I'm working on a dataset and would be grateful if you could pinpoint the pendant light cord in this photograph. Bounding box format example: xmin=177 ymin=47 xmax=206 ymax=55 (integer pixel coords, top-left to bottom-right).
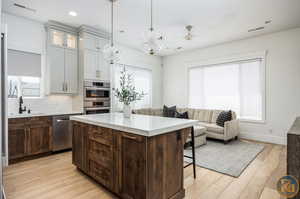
xmin=150 ymin=0 xmax=153 ymax=31
xmin=111 ymin=0 xmax=114 ymax=47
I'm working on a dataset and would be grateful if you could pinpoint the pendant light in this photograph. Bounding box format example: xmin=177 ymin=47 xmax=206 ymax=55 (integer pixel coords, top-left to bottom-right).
xmin=143 ymin=0 xmax=164 ymax=55
xmin=103 ymin=0 xmax=120 ymax=64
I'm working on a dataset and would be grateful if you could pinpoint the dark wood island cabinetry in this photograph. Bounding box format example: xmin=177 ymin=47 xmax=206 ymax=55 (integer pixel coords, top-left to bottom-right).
xmin=71 ymin=113 xmax=197 ymax=199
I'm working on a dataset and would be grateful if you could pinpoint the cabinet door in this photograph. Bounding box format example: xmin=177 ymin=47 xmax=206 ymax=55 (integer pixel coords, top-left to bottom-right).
xmin=117 ymin=132 xmax=146 ymax=199
xmin=48 ymin=46 xmax=65 ymax=93
xmin=84 ymin=49 xmax=98 ymax=80
xmin=65 ymin=49 xmax=78 ymax=94
xmin=72 ymin=122 xmax=88 ymax=173
xmin=84 ymin=34 xmax=100 ymax=51
xmin=27 ymin=124 xmax=52 ymax=155
xmin=8 ymin=125 xmax=27 ymax=160
xmin=98 ymin=38 xmax=110 ymax=80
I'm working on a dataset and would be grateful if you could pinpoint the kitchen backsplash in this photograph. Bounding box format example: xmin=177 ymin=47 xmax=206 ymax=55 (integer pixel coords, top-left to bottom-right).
xmin=8 ymin=95 xmax=75 ymax=114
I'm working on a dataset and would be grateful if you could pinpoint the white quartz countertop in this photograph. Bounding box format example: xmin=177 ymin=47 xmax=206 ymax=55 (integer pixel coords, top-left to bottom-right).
xmin=8 ymin=111 xmax=83 ymax=119
xmin=70 ymin=113 xmax=198 ymax=137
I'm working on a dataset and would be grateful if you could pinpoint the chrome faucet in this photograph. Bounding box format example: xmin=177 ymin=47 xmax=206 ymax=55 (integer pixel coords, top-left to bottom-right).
xmin=19 ymin=96 xmax=26 ymax=114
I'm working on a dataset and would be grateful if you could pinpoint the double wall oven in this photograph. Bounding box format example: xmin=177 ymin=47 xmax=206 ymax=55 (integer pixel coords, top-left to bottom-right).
xmin=84 ymin=80 xmax=111 ymax=115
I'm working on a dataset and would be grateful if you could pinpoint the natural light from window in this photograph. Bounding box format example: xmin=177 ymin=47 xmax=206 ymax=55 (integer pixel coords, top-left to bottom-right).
xmin=112 ymin=64 xmax=152 ymax=111
xmin=189 ymin=59 xmax=264 ymax=121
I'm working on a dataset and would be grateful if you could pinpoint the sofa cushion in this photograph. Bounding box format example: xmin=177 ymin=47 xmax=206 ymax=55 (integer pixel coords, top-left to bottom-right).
xmin=150 ymin=109 xmax=163 ymax=116
xmin=188 ymin=109 xmax=212 ymax=122
xmin=163 ymin=105 xmax=176 ymax=117
xmin=211 ymin=110 xmax=224 ymax=123
xmin=216 ymin=110 xmax=232 ymax=127
xmin=175 ymin=111 xmax=189 ymax=119
xmin=133 ymin=108 xmax=151 ymax=115
xmin=193 ymin=125 xmax=207 ymax=137
xmin=198 ymin=122 xmax=224 ymax=134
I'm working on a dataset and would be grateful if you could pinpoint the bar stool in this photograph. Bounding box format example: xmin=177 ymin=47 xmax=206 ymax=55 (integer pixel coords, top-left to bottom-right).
xmin=184 ymin=127 xmax=196 ymax=179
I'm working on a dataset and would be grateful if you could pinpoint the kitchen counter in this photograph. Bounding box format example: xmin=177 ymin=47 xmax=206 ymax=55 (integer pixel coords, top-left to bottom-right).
xmin=8 ymin=111 xmax=83 ymax=119
xmin=70 ymin=112 xmax=198 ymax=137
xmin=71 ymin=113 xmax=196 ymax=199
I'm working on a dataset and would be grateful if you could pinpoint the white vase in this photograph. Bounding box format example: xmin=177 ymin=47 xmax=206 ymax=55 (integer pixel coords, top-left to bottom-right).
xmin=123 ymin=104 xmax=132 ymax=118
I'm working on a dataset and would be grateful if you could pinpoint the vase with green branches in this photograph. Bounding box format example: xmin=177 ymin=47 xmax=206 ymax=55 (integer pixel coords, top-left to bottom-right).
xmin=113 ymin=67 xmax=146 ymax=117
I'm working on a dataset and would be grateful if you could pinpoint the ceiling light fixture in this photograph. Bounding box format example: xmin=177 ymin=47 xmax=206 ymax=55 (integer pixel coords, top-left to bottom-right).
xmin=143 ymin=0 xmax=164 ymax=55
xmin=69 ymin=11 xmax=78 ymax=17
xmin=103 ymin=0 xmax=121 ymax=65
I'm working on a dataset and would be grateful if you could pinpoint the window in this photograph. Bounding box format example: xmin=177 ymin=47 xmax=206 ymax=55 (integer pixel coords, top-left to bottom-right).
xmin=112 ymin=64 xmax=152 ymax=111
xmin=7 ymin=49 xmax=42 ymax=98
xmin=8 ymin=76 xmax=41 ymax=98
xmin=189 ymin=58 xmax=264 ymax=121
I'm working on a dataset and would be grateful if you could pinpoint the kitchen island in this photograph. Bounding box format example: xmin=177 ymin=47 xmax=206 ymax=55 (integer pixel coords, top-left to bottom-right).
xmin=70 ymin=113 xmax=198 ymax=199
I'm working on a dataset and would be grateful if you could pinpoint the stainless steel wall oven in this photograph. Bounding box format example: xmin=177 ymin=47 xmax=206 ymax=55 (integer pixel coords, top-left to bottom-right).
xmin=84 ymin=80 xmax=111 ymax=114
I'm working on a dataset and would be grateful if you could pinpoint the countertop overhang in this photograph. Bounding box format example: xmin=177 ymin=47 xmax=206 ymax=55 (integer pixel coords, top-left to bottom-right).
xmin=8 ymin=111 xmax=83 ymax=119
xmin=70 ymin=113 xmax=199 ymax=137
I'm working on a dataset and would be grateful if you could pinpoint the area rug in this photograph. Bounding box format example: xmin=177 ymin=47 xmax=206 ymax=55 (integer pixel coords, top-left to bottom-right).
xmin=184 ymin=140 xmax=264 ymax=177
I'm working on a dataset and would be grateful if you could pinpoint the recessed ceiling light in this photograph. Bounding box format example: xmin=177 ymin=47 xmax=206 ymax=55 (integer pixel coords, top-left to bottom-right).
xmin=69 ymin=11 xmax=78 ymax=17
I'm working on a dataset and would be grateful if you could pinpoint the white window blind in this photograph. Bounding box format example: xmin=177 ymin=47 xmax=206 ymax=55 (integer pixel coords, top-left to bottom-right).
xmin=112 ymin=64 xmax=152 ymax=111
xmin=189 ymin=59 xmax=264 ymax=121
xmin=7 ymin=49 xmax=42 ymax=98
xmin=7 ymin=49 xmax=41 ymax=77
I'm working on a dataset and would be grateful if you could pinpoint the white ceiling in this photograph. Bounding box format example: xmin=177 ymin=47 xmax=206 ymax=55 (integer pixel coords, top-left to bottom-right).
xmin=2 ymin=0 xmax=300 ymax=56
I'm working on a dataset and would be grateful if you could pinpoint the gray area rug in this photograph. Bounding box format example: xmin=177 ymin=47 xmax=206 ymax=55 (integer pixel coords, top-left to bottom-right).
xmin=184 ymin=140 xmax=264 ymax=177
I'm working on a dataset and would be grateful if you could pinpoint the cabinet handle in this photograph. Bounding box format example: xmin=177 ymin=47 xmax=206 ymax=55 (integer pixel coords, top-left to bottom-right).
xmin=122 ymin=134 xmax=138 ymax=141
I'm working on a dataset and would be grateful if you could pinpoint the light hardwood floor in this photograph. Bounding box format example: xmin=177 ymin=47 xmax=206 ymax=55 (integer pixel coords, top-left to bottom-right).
xmin=3 ymin=141 xmax=286 ymax=199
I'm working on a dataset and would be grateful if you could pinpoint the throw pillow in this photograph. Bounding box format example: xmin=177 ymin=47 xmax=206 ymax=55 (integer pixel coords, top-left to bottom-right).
xmin=163 ymin=105 xmax=176 ymax=117
xmin=216 ymin=110 xmax=232 ymax=127
xmin=175 ymin=111 xmax=189 ymax=119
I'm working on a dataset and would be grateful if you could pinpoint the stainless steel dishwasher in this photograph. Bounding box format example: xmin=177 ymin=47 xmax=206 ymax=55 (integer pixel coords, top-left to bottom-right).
xmin=52 ymin=115 xmax=72 ymax=152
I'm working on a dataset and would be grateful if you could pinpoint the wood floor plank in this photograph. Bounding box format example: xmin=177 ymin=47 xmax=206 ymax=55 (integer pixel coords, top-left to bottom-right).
xmin=238 ymin=145 xmax=283 ymax=199
xmin=3 ymin=141 xmax=286 ymax=199
xmin=259 ymin=187 xmax=280 ymax=199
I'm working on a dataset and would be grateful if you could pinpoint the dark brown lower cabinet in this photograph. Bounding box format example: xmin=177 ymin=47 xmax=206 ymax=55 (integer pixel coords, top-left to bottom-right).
xmin=8 ymin=117 xmax=53 ymax=163
xmin=27 ymin=124 xmax=52 ymax=155
xmin=116 ymin=132 xmax=146 ymax=199
xmin=72 ymin=121 xmax=190 ymax=199
xmin=8 ymin=123 xmax=27 ymax=160
xmin=72 ymin=122 xmax=88 ymax=173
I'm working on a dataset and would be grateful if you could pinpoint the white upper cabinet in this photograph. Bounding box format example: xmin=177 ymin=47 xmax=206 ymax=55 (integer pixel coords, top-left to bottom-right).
xmin=83 ymin=34 xmax=101 ymax=51
xmin=65 ymin=48 xmax=78 ymax=93
xmin=46 ymin=21 xmax=79 ymax=95
xmin=48 ymin=46 xmax=66 ymax=94
xmin=80 ymin=32 xmax=109 ymax=81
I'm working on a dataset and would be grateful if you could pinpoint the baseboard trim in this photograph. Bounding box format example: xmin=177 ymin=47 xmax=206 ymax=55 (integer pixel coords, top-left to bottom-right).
xmin=239 ymin=132 xmax=287 ymax=145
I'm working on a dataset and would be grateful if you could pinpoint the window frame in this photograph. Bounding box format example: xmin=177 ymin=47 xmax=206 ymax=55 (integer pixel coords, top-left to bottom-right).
xmin=187 ymin=51 xmax=267 ymax=123
xmin=111 ymin=63 xmax=153 ymax=111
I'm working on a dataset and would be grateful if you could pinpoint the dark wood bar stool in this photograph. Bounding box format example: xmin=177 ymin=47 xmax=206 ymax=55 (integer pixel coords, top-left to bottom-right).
xmin=184 ymin=127 xmax=196 ymax=179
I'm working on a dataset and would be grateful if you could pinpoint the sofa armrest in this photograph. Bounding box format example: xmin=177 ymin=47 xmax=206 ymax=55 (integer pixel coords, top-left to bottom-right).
xmin=224 ymin=119 xmax=240 ymax=140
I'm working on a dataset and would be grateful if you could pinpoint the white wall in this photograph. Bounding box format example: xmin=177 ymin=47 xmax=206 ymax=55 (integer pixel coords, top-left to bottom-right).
xmin=2 ymin=13 xmax=163 ymax=114
xmin=163 ymin=28 xmax=300 ymax=145
xmin=115 ymin=45 xmax=163 ymax=108
xmin=2 ymin=13 xmax=75 ymax=114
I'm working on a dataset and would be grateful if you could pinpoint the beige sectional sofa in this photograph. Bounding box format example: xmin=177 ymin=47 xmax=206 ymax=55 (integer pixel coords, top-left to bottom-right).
xmin=133 ymin=108 xmax=240 ymax=143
